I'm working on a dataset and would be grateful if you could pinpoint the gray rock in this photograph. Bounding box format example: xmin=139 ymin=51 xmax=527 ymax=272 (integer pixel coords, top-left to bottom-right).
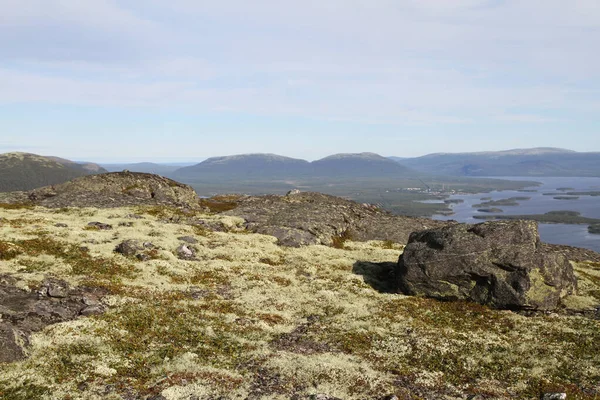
xmin=87 ymin=221 xmax=113 ymax=230
xmin=177 ymin=236 xmax=198 ymax=244
xmin=126 ymin=213 xmax=145 ymax=219
xmin=541 ymin=394 xmax=567 ymax=400
xmin=0 ymin=323 xmax=27 ymax=363
xmin=310 ymin=395 xmax=343 ymax=400
xmin=23 ymin=172 xmax=200 ymax=209
xmin=115 ymin=239 xmax=144 ymax=257
xmin=224 ymin=192 xmax=447 ymax=247
xmin=136 ymin=253 xmax=151 ymax=261
xmin=80 ymin=305 xmax=104 ymax=316
xmin=396 ymin=220 xmax=577 ymax=310
xmin=54 ymin=223 xmax=68 ymax=228
xmin=176 ymin=244 xmax=195 ymax=260
xmin=44 ymin=278 xmax=69 ymax=298
xmin=0 ymin=274 xmax=107 ymax=363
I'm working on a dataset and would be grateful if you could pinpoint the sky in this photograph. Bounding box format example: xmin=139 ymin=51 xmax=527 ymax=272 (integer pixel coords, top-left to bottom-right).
xmin=1 ymin=0 xmax=599 ymax=162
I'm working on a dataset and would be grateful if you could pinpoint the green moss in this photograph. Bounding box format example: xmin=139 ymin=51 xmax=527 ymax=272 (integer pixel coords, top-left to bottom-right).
xmin=14 ymin=236 xmax=137 ymax=279
xmin=526 ymin=268 xmax=558 ymax=307
xmin=0 ymin=241 xmax=22 ymax=260
xmin=0 ymin=380 xmax=50 ymax=400
xmin=0 ymin=203 xmax=33 ymax=210
xmin=331 ymin=229 xmax=353 ymax=249
xmin=94 ymin=301 xmax=255 ymax=393
xmin=198 ymin=198 xmax=238 ymax=213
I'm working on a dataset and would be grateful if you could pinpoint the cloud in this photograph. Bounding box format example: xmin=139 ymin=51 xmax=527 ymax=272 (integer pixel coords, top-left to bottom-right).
xmin=0 ymin=0 xmax=598 ymax=126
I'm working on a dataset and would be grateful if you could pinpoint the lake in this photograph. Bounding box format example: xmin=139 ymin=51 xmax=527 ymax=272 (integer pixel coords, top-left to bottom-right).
xmin=429 ymin=177 xmax=600 ymax=253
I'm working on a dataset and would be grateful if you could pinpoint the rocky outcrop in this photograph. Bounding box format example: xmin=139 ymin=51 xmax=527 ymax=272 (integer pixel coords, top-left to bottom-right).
xmin=224 ymin=191 xmax=448 ymax=247
xmin=396 ymin=220 xmax=577 ymax=310
xmin=20 ymin=171 xmax=200 ymax=209
xmin=0 ymin=275 xmax=106 ymax=363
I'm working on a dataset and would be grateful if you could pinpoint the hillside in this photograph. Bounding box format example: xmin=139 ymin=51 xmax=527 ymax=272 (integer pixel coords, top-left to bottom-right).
xmin=101 ymin=162 xmax=191 ymax=176
xmin=311 ymin=152 xmax=414 ymax=177
xmin=0 ymin=190 xmax=599 ymax=399
xmin=0 ymin=152 xmax=107 ymax=192
xmin=173 ymin=154 xmax=311 ymax=180
xmin=173 ymin=152 xmax=417 ymax=182
xmin=392 ymin=148 xmax=600 ymax=177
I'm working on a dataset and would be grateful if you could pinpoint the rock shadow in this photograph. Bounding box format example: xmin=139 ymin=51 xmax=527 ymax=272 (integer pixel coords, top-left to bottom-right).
xmin=352 ymin=261 xmax=397 ymax=293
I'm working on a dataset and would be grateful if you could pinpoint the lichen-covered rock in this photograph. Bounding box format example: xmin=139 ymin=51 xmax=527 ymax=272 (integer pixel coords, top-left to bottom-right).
xmin=114 ymin=239 xmax=144 ymax=257
xmin=22 ymin=171 xmax=200 ymax=209
xmin=396 ymin=220 xmax=577 ymax=310
xmin=225 ymin=192 xmax=447 ymax=247
xmin=176 ymin=244 xmax=195 ymax=260
xmin=87 ymin=221 xmax=113 ymax=230
xmin=0 ymin=275 xmax=107 ymax=363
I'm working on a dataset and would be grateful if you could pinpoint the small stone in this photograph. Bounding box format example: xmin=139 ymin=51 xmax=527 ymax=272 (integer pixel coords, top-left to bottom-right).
xmin=80 ymin=305 xmax=104 ymax=316
xmin=87 ymin=221 xmax=113 ymax=230
xmin=125 ymin=213 xmax=144 ymax=219
xmin=176 ymin=244 xmax=195 ymax=260
xmin=541 ymin=394 xmax=567 ymax=400
xmin=143 ymin=241 xmax=154 ymax=248
xmin=114 ymin=239 xmax=144 ymax=257
xmin=118 ymin=221 xmax=134 ymax=227
xmin=136 ymin=253 xmax=151 ymax=261
xmin=54 ymin=223 xmax=68 ymax=228
xmin=177 ymin=236 xmax=198 ymax=244
xmin=44 ymin=279 xmax=70 ymax=298
xmin=82 ymin=296 xmax=99 ymax=306
xmin=286 ymin=189 xmax=301 ymax=196
xmin=381 ymin=396 xmax=398 ymax=400
xmin=310 ymin=395 xmax=343 ymax=400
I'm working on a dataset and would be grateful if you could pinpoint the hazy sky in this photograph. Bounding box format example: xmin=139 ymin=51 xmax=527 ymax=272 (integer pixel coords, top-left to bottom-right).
xmin=1 ymin=0 xmax=599 ymax=162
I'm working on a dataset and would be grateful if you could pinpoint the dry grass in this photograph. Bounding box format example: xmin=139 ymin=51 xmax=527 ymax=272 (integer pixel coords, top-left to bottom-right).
xmin=0 ymin=205 xmax=599 ymax=399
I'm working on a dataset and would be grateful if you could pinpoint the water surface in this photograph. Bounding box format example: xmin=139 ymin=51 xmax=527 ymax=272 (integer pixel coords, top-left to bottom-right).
xmin=431 ymin=177 xmax=600 ymax=252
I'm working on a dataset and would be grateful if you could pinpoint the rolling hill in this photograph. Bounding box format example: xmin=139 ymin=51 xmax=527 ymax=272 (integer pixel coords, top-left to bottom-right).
xmin=172 ymin=153 xmax=312 ymax=180
xmin=0 ymin=152 xmax=107 ymax=192
xmin=391 ymin=148 xmax=600 ymax=177
xmin=173 ymin=152 xmax=417 ymax=181
xmin=311 ymin=152 xmax=414 ymax=177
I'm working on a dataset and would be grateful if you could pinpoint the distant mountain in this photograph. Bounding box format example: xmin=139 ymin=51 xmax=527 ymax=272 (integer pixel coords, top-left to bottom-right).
xmin=312 ymin=152 xmax=414 ymax=177
xmin=173 ymin=153 xmax=311 ymax=180
xmin=392 ymin=148 xmax=600 ymax=177
xmin=100 ymin=162 xmax=191 ymax=176
xmin=0 ymin=152 xmax=107 ymax=192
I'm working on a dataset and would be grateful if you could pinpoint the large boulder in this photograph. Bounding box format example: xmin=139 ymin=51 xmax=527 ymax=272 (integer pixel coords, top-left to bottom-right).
xmin=396 ymin=220 xmax=577 ymax=310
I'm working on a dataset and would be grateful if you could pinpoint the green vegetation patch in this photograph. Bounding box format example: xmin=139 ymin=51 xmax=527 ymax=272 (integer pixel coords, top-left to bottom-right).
xmin=199 ymin=196 xmax=240 ymax=213
xmin=93 ymin=300 xmax=258 ymax=394
xmin=0 ymin=241 xmax=23 ymax=260
xmin=14 ymin=236 xmax=137 ymax=280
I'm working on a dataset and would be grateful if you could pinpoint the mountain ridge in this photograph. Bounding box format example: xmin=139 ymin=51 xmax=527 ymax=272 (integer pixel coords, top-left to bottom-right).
xmin=390 ymin=148 xmax=600 ymax=177
xmin=0 ymin=152 xmax=107 ymax=192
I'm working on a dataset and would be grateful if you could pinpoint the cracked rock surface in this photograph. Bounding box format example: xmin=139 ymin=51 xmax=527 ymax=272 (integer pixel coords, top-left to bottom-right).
xmin=0 ymin=275 xmax=107 ymax=363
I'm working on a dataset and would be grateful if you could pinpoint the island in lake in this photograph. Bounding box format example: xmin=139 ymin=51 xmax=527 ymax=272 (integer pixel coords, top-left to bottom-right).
xmin=444 ymin=199 xmax=464 ymax=204
xmin=472 ymin=197 xmax=531 ymax=208
xmin=473 ymin=210 xmax=600 ymax=226
xmin=554 ymin=196 xmax=580 ymax=200
xmin=477 ymin=208 xmax=503 ymax=213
